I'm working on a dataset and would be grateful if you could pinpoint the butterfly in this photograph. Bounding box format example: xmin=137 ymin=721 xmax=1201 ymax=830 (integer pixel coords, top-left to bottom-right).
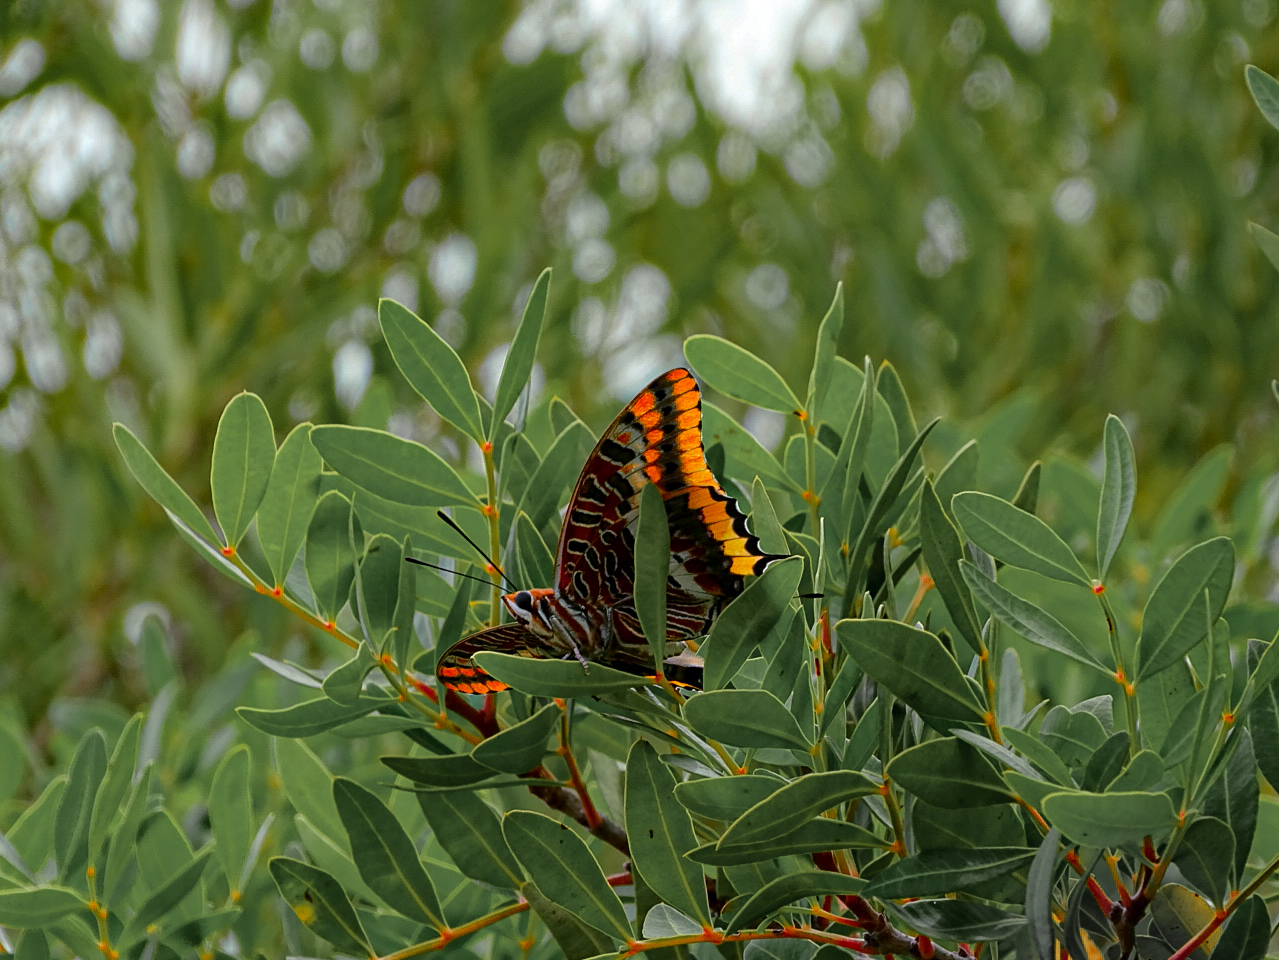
xmin=434 ymin=367 xmax=787 ymax=694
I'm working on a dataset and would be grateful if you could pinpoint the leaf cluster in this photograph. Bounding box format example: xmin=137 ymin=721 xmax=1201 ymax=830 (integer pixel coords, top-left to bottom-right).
xmin=7 ymin=258 xmax=1279 ymax=957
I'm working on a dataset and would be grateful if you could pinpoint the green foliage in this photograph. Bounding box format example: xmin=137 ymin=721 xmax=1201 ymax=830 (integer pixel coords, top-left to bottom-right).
xmin=6 ymin=274 xmax=1279 ymax=958
xmin=9 ymin=1 xmax=1279 ymax=733
xmin=6 ymin=44 xmax=1279 ymax=957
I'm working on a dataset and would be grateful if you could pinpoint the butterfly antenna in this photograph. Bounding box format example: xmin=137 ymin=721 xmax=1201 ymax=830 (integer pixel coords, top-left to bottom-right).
xmin=405 ymin=556 xmax=501 ymax=589
xmin=436 ymin=510 xmax=519 ymax=591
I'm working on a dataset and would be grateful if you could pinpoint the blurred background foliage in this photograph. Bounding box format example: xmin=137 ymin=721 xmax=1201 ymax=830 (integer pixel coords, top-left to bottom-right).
xmin=3 ymin=0 xmax=1279 ymax=726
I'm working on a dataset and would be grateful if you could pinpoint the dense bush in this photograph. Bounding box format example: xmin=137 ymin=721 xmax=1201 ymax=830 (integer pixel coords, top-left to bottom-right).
xmin=6 ymin=7 xmax=1279 ymax=955
xmin=1 ymin=262 xmax=1277 ymax=958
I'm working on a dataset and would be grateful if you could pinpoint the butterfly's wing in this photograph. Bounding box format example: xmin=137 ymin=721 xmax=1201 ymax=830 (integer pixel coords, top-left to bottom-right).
xmin=434 ymin=623 xmax=547 ymax=694
xmin=554 ymin=367 xmax=787 ymax=653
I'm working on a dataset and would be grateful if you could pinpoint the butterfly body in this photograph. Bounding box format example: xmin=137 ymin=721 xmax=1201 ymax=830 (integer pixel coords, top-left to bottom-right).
xmin=435 ymin=368 xmax=786 ymax=694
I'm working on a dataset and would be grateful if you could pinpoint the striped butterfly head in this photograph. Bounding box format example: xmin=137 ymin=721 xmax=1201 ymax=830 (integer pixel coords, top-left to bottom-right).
xmin=500 ymin=586 xmax=557 ymax=638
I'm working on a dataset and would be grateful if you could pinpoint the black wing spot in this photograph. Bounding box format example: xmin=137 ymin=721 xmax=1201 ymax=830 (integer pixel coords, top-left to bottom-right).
xmin=606 ymin=472 xmax=633 ymax=499
xmin=577 ymin=480 xmax=607 ymax=506
xmin=599 ymin=438 xmax=632 ymax=465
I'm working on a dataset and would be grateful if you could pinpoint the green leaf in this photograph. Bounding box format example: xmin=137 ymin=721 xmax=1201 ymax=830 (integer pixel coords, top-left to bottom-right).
xmin=350 ymin=533 xmax=403 ymax=644
xmin=521 ymin=880 xmax=616 ymax=960
xmin=0 ymin=887 xmax=84 ymax=928
xmin=685 ymin=335 xmax=802 ymax=414
xmin=514 ymin=510 xmax=554 ymax=589
xmin=700 ymin=403 xmax=798 ymax=495
xmin=491 ymin=269 xmax=550 ymax=438
xmin=718 ymin=771 xmax=877 ymax=847
xmin=1210 ymin=894 xmax=1269 ymax=960
xmin=273 ymin=737 xmax=342 ymax=844
xmin=1041 ymin=790 xmax=1178 ymax=847
xmin=702 ymin=403 xmax=799 ymax=493
xmin=1108 ymin=749 xmax=1165 ymax=793
xmin=934 ymin=440 xmax=978 ymax=518
xmin=635 ymin=481 xmax=670 ymax=673
xmin=642 ymin=904 xmax=703 ymax=938
xmin=14 ymin=930 xmax=50 ymax=960
xmin=391 ymin=535 xmax=417 ymax=669
xmin=515 ymin=420 xmax=596 ymax=529
xmin=1202 ymin=728 xmax=1258 ymax=883
xmin=380 ymin=298 xmax=484 ymax=440
xmin=820 ymin=655 xmax=861 ymax=735
xmin=1246 ymin=63 xmax=1279 ymax=131
xmin=311 ymin=425 xmax=477 ymax=508
xmin=471 ymin=702 xmax=562 ymax=774
xmin=835 ymin=620 xmax=984 ymax=730
xmin=725 ymin=870 xmax=865 ymax=934
xmin=704 ymin=556 xmax=802 ymax=690
xmin=88 ymin=714 xmax=141 ymax=859
xmin=1097 ymin=415 xmax=1136 ymax=579
xmin=1250 ymin=656 xmax=1279 ymax=792
xmin=625 ymin=741 xmax=709 ymax=925
xmin=1012 ymin=460 xmax=1042 ymax=515
xmin=333 ymin=778 xmax=444 ymax=929
xmin=1149 ymin=883 xmax=1218 ymax=960
xmin=305 ymin=490 xmax=359 ymax=622
xmin=961 ymin=562 xmax=1109 ymax=674
xmin=673 ymin=775 xmax=788 ymax=821
xmin=1061 ymin=853 xmax=1098 ymax=960
xmin=208 ymin=745 xmax=253 ymax=897
xmin=892 ymin=900 xmax=1026 ymax=941
xmin=952 ymin=729 xmax=1041 ymax=780
xmin=844 ymin=417 xmax=938 ymax=584
xmin=877 ymin=360 xmax=918 ymax=442
xmin=1135 ymin=538 xmax=1233 ymax=680
xmin=886 ymin=738 xmax=1011 ymax=808
xmin=1249 ymin=633 xmax=1279 ymax=696
xmin=750 ymin=479 xmax=789 ymax=558
xmin=920 ymin=481 xmax=983 ymax=655
xmin=952 ymin=492 xmax=1092 ymax=587
xmin=817 ymin=367 xmax=872 ymax=539
xmin=689 ymin=819 xmax=884 ymax=865
xmin=322 ymin=642 xmax=377 ymax=705
xmin=237 ymin=694 xmax=388 ymax=738
xmin=118 ymin=848 xmax=213 ymax=947
xmin=102 ymin=766 xmax=149 ymax=903
xmin=1039 ymin=705 xmax=1108 ymax=771
xmin=53 ymin=729 xmax=105 ymax=882
xmin=864 ymin=847 xmax=1035 ymax=899
xmin=211 ymin=392 xmax=276 ymax=547
xmin=383 ymin=753 xmax=497 ymax=787
xmin=806 ymin=283 xmax=844 ymax=423
xmin=113 ymin=423 xmax=221 ymax=545
xmin=257 ymin=423 xmax=323 ymax=587
xmin=471 ymin=652 xmax=652 ymax=697
xmin=269 ymin=857 xmax=373 ymax=957
xmin=1001 ymin=727 xmax=1074 ymax=785
xmin=1025 ymin=827 xmax=1059 ymax=960
xmin=1139 ymin=662 xmax=1195 ymax=763
xmin=1246 ymin=221 xmax=1279 ymax=273
xmin=415 ymin=789 xmax=524 ymax=890
xmin=684 ymin=689 xmax=811 ymax=751
xmin=1081 ymin=731 xmax=1130 ymax=792
xmin=912 ymin=801 xmax=1024 ymax=853
xmin=503 ymin=810 xmax=631 ymax=941
xmin=1173 ymin=816 xmax=1233 ymax=905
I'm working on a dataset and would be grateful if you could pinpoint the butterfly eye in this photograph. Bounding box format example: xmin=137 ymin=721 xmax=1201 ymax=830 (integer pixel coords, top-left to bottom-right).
xmin=513 ymin=591 xmax=534 ymax=612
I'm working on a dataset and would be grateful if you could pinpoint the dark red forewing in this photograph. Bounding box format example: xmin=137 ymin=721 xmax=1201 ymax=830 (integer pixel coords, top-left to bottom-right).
xmin=554 ymin=368 xmax=786 ymax=632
